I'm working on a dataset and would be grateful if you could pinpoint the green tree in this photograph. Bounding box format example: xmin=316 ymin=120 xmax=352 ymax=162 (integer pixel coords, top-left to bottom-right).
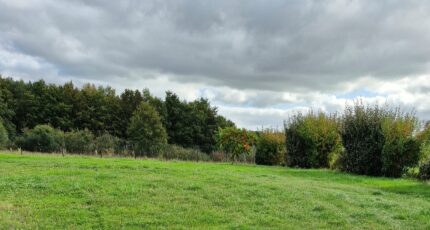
xmin=143 ymin=89 xmax=167 ymax=127
xmin=127 ymin=102 xmax=167 ymax=157
xmin=165 ymin=91 xmax=193 ymax=147
xmin=0 ymin=119 xmax=8 ymax=148
xmin=120 ymin=89 xmax=143 ymax=138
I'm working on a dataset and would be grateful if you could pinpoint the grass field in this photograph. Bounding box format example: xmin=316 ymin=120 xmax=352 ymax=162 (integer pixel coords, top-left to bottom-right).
xmin=0 ymin=153 xmax=429 ymax=229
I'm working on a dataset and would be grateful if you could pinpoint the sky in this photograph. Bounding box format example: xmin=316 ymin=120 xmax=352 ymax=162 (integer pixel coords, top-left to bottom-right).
xmin=1 ymin=0 xmax=430 ymax=129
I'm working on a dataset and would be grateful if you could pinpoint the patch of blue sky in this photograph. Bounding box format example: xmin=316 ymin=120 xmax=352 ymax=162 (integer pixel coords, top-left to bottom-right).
xmin=337 ymin=88 xmax=382 ymax=99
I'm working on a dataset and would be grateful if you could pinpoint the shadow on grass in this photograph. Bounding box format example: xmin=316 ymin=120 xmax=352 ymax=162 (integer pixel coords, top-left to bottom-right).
xmin=379 ymin=184 xmax=430 ymax=198
xmin=280 ymin=168 xmax=430 ymax=198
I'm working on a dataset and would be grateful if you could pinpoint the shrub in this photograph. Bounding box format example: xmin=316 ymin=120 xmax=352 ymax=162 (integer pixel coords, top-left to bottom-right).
xmin=160 ymin=145 xmax=210 ymax=161
xmin=416 ymin=122 xmax=430 ymax=145
xmin=210 ymin=151 xmax=227 ymax=162
xmin=381 ymin=115 xmax=420 ymax=177
xmin=419 ymin=158 xmax=430 ymax=180
xmin=341 ymin=103 xmax=386 ymax=176
xmin=127 ymin=102 xmax=168 ymax=157
xmin=417 ymin=141 xmax=430 ymax=180
xmin=217 ymin=127 xmax=257 ymax=162
xmin=19 ymin=125 xmax=64 ymax=153
xmin=255 ymin=130 xmax=285 ymax=166
xmin=341 ymin=102 xmax=421 ymax=177
xmin=95 ymin=133 xmax=119 ymax=156
xmin=0 ymin=120 xmax=8 ymax=149
xmin=65 ymin=129 xmax=94 ymax=154
xmin=404 ymin=166 xmax=420 ymax=179
xmin=285 ymin=112 xmax=341 ymax=168
xmin=417 ymin=125 xmax=430 ymax=163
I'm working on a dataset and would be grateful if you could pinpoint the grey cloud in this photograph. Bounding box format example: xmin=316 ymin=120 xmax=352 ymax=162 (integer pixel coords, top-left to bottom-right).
xmin=4 ymin=0 xmax=430 ymax=129
xmin=1 ymin=0 xmax=430 ymax=92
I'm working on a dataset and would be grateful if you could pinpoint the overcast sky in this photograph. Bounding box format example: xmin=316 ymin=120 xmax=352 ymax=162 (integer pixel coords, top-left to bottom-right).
xmin=1 ymin=0 xmax=430 ymax=129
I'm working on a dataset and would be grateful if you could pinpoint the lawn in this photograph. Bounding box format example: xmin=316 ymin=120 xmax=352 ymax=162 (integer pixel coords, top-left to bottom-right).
xmin=0 ymin=153 xmax=429 ymax=229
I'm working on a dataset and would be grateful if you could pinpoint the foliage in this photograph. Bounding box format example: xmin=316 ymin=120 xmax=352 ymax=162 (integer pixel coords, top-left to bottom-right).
xmin=95 ymin=132 xmax=119 ymax=155
xmin=381 ymin=115 xmax=420 ymax=177
xmin=255 ymin=130 xmax=285 ymax=165
xmin=416 ymin=122 xmax=430 ymax=144
xmin=285 ymin=112 xmax=341 ymax=168
xmin=165 ymin=91 xmax=234 ymax=153
xmin=160 ymin=145 xmax=211 ymax=161
xmin=127 ymin=102 xmax=168 ymax=157
xmin=18 ymin=125 xmax=64 ymax=153
xmin=217 ymin=127 xmax=257 ymax=161
xmin=64 ymin=129 xmax=94 ymax=154
xmin=341 ymin=103 xmax=387 ymax=176
xmin=418 ymin=158 xmax=430 ymax=180
xmin=0 ymin=119 xmax=8 ymax=148
xmin=417 ymin=125 xmax=430 ymax=162
xmin=0 ymin=76 xmax=234 ymax=153
xmin=418 ymin=140 xmax=430 ymax=180
xmin=341 ymin=102 xmax=421 ymax=177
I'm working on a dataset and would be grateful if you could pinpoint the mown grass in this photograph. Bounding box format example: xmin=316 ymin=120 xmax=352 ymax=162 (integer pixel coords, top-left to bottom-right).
xmin=0 ymin=152 xmax=429 ymax=229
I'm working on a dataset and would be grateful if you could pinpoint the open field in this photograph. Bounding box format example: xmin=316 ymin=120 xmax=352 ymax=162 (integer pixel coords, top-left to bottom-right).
xmin=0 ymin=153 xmax=429 ymax=229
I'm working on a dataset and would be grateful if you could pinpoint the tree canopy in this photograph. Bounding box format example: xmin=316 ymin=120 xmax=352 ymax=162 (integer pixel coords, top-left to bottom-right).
xmin=0 ymin=76 xmax=235 ymax=153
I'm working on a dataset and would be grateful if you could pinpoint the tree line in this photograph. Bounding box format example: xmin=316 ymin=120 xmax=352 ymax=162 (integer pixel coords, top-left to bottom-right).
xmin=1 ymin=76 xmax=429 ymax=180
xmin=0 ymin=76 xmax=234 ymax=154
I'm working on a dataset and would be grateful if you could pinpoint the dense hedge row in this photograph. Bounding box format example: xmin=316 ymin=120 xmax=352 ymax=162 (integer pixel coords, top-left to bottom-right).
xmin=284 ymin=102 xmax=429 ymax=179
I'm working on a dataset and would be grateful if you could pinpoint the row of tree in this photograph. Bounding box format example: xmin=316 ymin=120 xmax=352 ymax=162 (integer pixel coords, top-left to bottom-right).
xmin=0 ymin=76 xmax=234 ymax=153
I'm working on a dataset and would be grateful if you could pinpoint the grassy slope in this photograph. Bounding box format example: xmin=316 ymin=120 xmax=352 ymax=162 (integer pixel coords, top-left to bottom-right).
xmin=0 ymin=153 xmax=429 ymax=229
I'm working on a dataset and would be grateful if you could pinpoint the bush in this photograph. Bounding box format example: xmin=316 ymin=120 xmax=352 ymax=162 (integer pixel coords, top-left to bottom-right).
xmin=255 ymin=130 xmax=285 ymax=166
xmin=210 ymin=151 xmax=227 ymax=162
xmin=418 ymin=158 xmax=430 ymax=180
xmin=417 ymin=140 xmax=430 ymax=180
xmin=416 ymin=122 xmax=430 ymax=145
xmin=0 ymin=120 xmax=8 ymax=149
xmin=95 ymin=133 xmax=119 ymax=156
xmin=216 ymin=127 xmax=257 ymax=162
xmin=160 ymin=145 xmax=210 ymax=161
xmin=341 ymin=103 xmax=386 ymax=176
xmin=19 ymin=125 xmax=64 ymax=153
xmin=285 ymin=112 xmax=341 ymax=168
xmin=381 ymin=115 xmax=420 ymax=177
xmin=64 ymin=129 xmax=94 ymax=154
xmin=341 ymin=102 xmax=421 ymax=177
xmin=127 ymin=102 xmax=168 ymax=157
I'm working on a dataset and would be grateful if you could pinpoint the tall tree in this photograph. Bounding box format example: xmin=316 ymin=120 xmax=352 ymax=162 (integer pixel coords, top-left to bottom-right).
xmin=120 ymin=89 xmax=143 ymax=138
xmin=127 ymin=102 xmax=167 ymax=157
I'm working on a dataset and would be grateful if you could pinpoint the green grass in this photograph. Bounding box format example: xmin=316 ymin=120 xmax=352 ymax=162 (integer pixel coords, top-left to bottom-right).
xmin=0 ymin=153 xmax=429 ymax=229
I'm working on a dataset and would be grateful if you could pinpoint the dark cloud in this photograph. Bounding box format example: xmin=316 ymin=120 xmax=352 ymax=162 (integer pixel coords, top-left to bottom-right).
xmin=1 ymin=0 xmax=430 ymax=92
xmin=2 ymin=0 xmax=430 ymax=128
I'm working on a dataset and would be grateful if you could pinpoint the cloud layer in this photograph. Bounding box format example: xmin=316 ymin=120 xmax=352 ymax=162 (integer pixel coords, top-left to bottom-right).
xmin=1 ymin=0 xmax=430 ymax=129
